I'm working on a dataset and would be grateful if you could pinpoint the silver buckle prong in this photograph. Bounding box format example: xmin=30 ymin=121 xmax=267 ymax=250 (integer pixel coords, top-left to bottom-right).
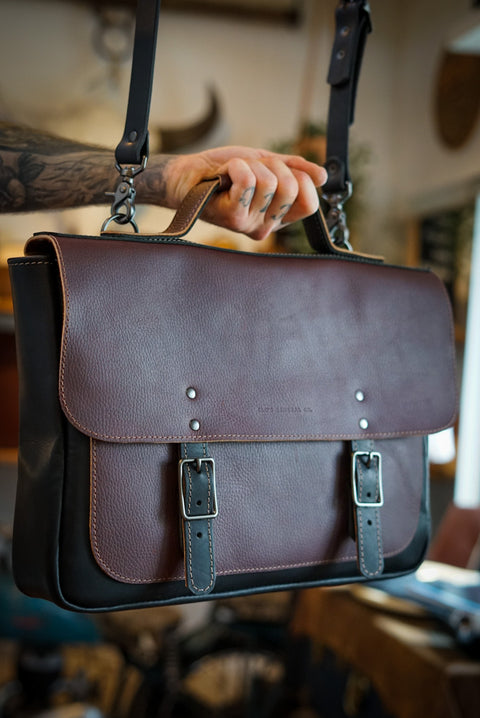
xmin=178 ymin=458 xmax=218 ymax=521
xmin=351 ymin=451 xmax=383 ymax=508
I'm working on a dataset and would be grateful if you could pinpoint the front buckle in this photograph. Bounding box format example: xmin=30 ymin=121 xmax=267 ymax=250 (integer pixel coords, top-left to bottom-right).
xmin=351 ymin=451 xmax=383 ymax=508
xmin=178 ymin=458 xmax=218 ymax=521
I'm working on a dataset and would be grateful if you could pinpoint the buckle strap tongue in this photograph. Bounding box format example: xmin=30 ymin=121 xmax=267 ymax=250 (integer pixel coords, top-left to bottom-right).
xmin=351 ymin=439 xmax=384 ymax=578
xmin=178 ymin=443 xmax=217 ymax=595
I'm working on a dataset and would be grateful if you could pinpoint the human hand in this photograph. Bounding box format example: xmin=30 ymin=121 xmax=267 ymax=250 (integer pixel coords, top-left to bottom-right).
xmin=163 ymin=146 xmax=327 ymax=241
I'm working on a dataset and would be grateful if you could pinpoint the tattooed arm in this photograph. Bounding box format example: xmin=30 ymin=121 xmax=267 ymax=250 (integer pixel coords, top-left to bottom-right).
xmin=0 ymin=122 xmax=326 ymax=240
xmin=0 ymin=122 xmax=173 ymax=212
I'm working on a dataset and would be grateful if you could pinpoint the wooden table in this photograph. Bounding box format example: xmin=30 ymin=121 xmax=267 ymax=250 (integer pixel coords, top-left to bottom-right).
xmin=291 ymin=586 xmax=480 ymax=718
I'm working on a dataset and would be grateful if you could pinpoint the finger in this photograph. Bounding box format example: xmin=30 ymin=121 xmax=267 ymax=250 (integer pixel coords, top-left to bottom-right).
xmin=275 ymin=169 xmax=320 ymax=227
xmin=222 ymin=157 xmax=259 ymax=226
xmin=280 ymin=155 xmax=327 ymax=188
xmin=219 ymin=156 xmax=296 ymax=240
xmin=235 ymin=159 xmax=279 ymax=216
xmin=200 ymin=157 xmax=259 ymax=234
xmin=215 ymin=157 xmax=281 ymax=235
xmin=257 ymin=157 xmax=300 ymax=233
xmin=199 ymin=155 xmax=321 ymax=240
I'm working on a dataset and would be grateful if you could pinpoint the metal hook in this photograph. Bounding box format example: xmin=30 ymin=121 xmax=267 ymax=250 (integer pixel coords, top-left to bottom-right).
xmin=105 ymin=177 xmax=136 ymax=218
xmin=322 ymin=182 xmax=353 ymax=251
xmin=101 ymin=156 xmax=147 ymax=234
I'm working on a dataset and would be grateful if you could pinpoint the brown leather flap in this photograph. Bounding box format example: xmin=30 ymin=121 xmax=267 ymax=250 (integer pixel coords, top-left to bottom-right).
xmin=28 ymin=233 xmax=457 ymax=443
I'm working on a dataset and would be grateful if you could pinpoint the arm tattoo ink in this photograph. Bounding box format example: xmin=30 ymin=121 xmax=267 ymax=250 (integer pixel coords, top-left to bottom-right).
xmin=0 ymin=122 xmax=174 ymax=213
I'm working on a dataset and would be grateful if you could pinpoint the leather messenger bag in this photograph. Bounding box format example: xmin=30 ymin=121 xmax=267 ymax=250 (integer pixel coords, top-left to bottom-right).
xmin=7 ymin=0 xmax=457 ymax=611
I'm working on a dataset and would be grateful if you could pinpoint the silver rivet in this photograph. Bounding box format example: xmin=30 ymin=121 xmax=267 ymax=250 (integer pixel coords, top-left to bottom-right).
xmin=128 ymin=130 xmax=138 ymax=142
xmin=340 ymin=26 xmax=350 ymax=37
xmin=189 ymin=419 xmax=200 ymax=431
xmin=336 ymin=49 xmax=345 ymax=60
xmin=355 ymin=390 xmax=365 ymax=402
xmin=359 ymin=418 xmax=369 ymax=430
xmin=186 ymin=387 xmax=197 ymax=400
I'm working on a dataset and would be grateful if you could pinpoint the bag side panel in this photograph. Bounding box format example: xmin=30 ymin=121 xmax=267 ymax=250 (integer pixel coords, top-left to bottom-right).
xmin=8 ymin=257 xmax=65 ymax=602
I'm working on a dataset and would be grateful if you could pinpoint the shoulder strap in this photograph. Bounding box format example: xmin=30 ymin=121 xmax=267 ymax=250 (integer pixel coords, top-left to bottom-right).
xmin=323 ymin=0 xmax=372 ymax=198
xmin=115 ymin=0 xmax=370 ymax=181
xmin=109 ymin=0 xmax=371 ymax=255
xmin=115 ymin=0 xmax=162 ymax=167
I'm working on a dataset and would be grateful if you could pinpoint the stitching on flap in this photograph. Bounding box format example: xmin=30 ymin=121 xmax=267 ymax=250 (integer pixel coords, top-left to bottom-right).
xmin=53 ymin=236 xmax=457 ymax=444
xmin=60 ymin=419 xmax=458 ymax=444
xmin=89 ymin=438 xmax=424 ymax=585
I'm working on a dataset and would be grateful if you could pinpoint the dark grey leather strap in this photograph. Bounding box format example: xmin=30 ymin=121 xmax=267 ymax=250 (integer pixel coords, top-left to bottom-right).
xmin=351 ymin=439 xmax=384 ymax=578
xmin=323 ymin=1 xmax=372 ymax=195
xmin=178 ymin=442 xmax=217 ymax=595
xmin=115 ymin=0 xmax=162 ymax=166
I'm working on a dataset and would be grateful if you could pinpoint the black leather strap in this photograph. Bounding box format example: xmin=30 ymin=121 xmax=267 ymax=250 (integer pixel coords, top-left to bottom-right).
xmin=323 ymin=1 xmax=371 ymax=195
xmin=115 ymin=0 xmax=162 ymax=166
xmin=179 ymin=442 xmax=217 ymax=595
xmin=351 ymin=439 xmax=384 ymax=578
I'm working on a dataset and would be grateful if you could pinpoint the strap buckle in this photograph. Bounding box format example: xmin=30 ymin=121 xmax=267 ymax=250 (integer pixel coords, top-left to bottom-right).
xmin=178 ymin=458 xmax=218 ymax=521
xmin=351 ymin=451 xmax=383 ymax=507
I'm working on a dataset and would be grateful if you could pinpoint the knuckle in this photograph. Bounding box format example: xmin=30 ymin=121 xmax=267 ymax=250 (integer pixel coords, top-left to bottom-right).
xmin=227 ymin=207 xmax=248 ymax=231
xmin=294 ymin=176 xmax=319 ymax=215
xmin=250 ymin=226 xmax=273 ymax=241
xmin=263 ymin=178 xmax=279 ymax=197
xmin=279 ymin=174 xmax=299 ymax=201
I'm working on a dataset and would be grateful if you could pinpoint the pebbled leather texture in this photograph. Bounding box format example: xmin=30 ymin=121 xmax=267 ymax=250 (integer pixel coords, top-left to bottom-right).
xmin=8 ymin=232 xmax=455 ymax=610
xmin=30 ymin=234 xmax=457 ymax=444
xmin=89 ymin=436 xmax=424 ymax=587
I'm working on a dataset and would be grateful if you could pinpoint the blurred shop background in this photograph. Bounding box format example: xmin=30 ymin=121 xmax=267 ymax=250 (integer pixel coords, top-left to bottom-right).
xmin=0 ymin=1 xmax=480 ymax=716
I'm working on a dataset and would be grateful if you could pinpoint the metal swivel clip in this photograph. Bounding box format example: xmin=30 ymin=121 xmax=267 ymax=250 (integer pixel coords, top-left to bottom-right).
xmin=101 ymin=157 xmax=147 ymax=233
xmin=322 ymin=181 xmax=353 ymax=251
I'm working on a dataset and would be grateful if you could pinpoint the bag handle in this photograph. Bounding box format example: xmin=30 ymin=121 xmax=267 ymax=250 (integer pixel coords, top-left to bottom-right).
xmin=106 ymin=0 xmax=371 ymax=258
xmin=103 ymin=173 xmax=373 ymax=259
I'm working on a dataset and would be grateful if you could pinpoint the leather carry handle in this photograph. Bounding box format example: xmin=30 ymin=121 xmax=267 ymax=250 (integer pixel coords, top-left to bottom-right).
xmin=116 ymin=173 xmax=356 ymax=258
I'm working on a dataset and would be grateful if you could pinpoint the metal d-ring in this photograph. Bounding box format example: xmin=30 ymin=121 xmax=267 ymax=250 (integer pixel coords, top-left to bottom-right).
xmin=101 ymin=213 xmax=139 ymax=234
